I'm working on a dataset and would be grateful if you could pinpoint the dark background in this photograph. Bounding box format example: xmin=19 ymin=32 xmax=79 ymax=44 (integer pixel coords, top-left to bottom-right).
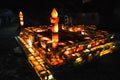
xmin=0 ymin=0 xmax=120 ymax=80
xmin=0 ymin=0 xmax=120 ymax=29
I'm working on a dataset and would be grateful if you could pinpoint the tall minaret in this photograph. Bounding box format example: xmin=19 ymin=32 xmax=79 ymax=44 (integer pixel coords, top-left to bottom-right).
xmin=19 ymin=11 xmax=24 ymax=27
xmin=50 ymin=8 xmax=59 ymax=49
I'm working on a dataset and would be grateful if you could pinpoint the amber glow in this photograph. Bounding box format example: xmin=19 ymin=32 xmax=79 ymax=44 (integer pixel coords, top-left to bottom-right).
xmin=19 ymin=11 xmax=24 ymax=26
xmin=40 ymin=41 xmax=46 ymax=49
xmin=51 ymin=24 xmax=58 ymax=33
xmin=19 ymin=11 xmax=23 ymax=19
xmin=50 ymin=8 xmax=59 ymax=49
xmin=52 ymin=42 xmax=58 ymax=49
xmin=52 ymin=33 xmax=59 ymax=49
xmin=52 ymin=34 xmax=59 ymax=42
xmin=17 ymin=7 xmax=118 ymax=80
xmin=51 ymin=8 xmax=58 ymax=18
xmin=50 ymin=8 xmax=59 ymax=32
xmin=27 ymin=39 xmax=32 ymax=47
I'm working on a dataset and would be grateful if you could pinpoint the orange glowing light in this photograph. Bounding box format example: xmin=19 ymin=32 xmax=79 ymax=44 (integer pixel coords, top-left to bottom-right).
xmin=52 ymin=34 xmax=59 ymax=42
xmin=40 ymin=41 xmax=46 ymax=49
xmin=51 ymin=8 xmax=58 ymax=18
xmin=19 ymin=11 xmax=24 ymax=26
xmin=52 ymin=33 xmax=59 ymax=49
xmin=51 ymin=8 xmax=59 ymax=49
xmin=19 ymin=11 xmax=23 ymax=18
xmin=50 ymin=8 xmax=59 ymax=32
xmin=52 ymin=24 xmax=59 ymax=33
xmin=52 ymin=42 xmax=58 ymax=49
